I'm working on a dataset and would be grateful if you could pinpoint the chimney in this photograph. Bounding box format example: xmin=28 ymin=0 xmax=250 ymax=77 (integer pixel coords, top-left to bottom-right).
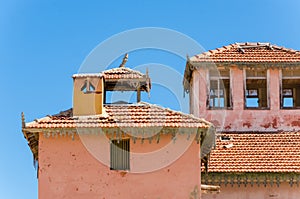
xmin=72 ymin=74 xmax=104 ymax=116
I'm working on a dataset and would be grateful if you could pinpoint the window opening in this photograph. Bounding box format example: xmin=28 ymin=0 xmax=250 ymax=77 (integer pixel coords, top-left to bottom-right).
xmin=281 ymin=69 xmax=300 ymax=108
xmin=245 ymin=69 xmax=268 ymax=108
xmin=110 ymin=139 xmax=130 ymax=170
xmin=208 ymin=69 xmax=231 ymax=108
xmin=81 ymin=80 xmax=95 ymax=93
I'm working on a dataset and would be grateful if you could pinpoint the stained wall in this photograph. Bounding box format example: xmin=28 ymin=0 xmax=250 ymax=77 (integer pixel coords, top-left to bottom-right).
xmin=38 ymin=133 xmax=201 ymax=199
xmin=202 ymin=183 xmax=300 ymax=199
xmin=191 ymin=67 xmax=300 ymax=132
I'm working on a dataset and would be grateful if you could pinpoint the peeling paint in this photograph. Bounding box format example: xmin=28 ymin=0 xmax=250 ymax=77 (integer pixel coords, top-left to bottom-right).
xmin=38 ymin=135 xmax=201 ymax=198
xmin=291 ymin=121 xmax=300 ymax=127
xmin=261 ymin=123 xmax=271 ymax=129
xmin=192 ymin=67 xmax=300 ymax=132
xmin=272 ymin=118 xmax=278 ymax=129
xmin=211 ymin=120 xmax=220 ymax=127
xmin=243 ymin=122 xmax=252 ymax=128
xmin=189 ymin=185 xmax=199 ymax=199
xmin=119 ymin=171 xmax=127 ymax=177
xmin=225 ymin=124 xmax=232 ymax=130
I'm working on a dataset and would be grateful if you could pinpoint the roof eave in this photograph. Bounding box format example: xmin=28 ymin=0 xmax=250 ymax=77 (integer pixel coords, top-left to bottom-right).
xmin=22 ymin=126 xmax=210 ymax=133
xmin=189 ymin=61 xmax=300 ymax=67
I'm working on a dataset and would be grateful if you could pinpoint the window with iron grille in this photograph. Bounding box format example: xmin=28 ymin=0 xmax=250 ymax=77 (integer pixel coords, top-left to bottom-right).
xmin=110 ymin=139 xmax=130 ymax=170
xmin=281 ymin=69 xmax=300 ymax=109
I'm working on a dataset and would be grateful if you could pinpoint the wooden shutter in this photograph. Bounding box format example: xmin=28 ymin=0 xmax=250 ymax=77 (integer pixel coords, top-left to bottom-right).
xmin=110 ymin=139 xmax=130 ymax=170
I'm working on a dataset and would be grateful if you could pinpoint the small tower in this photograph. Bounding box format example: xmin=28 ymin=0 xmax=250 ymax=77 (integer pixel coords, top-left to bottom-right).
xmin=102 ymin=53 xmax=151 ymax=103
xmin=73 ymin=54 xmax=151 ymax=116
xmin=73 ymin=74 xmax=104 ymax=116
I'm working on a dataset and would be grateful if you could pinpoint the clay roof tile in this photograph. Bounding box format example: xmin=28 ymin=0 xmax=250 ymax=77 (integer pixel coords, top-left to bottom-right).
xmin=204 ymin=132 xmax=300 ymax=173
xmin=190 ymin=42 xmax=300 ymax=63
xmin=25 ymin=102 xmax=211 ymax=129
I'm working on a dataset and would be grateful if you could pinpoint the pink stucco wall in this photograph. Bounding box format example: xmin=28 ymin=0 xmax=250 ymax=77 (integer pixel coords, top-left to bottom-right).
xmin=202 ymin=183 xmax=300 ymax=199
xmin=38 ymin=133 xmax=201 ymax=199
xmin=191 ymin=67 xmax=300 ymax=132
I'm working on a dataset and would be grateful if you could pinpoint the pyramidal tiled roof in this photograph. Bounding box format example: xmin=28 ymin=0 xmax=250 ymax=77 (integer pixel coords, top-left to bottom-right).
xmin=72 ymin=66 xmax=151 ymax=92
xmin=25 ymin=102 xmax=211 ymax=129
xmin=190 ymin=42 xmax=300 ymax=63
xmin=102 ymin=67 xmax=146 ymax=79
xmin=23 ymin=103 xmax=214 ymax=162
xmin=205 ymin=132 xmax=300 ymax=173
xmin=72 ymin=67 xmax=146 ymax=80
xmin=184 ymin=42 xmax=300 ymax=93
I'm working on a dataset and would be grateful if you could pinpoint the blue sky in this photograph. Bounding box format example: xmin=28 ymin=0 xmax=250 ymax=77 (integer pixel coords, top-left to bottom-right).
xmin=0 ymin=0 xmax=300 ymax=198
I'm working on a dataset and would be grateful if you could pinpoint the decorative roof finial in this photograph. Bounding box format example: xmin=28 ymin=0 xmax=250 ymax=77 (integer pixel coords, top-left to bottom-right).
xmin=21 ymin=112 xmax=25 ymax=128
xmin=186 ymin=54 xmax=190 ymax=62
xmin=119 ymin=53 xmax=128 ymax=68
xmin=146 ymin=67 xmax=149 ymax=78
xmin=145 ymin=67 xmax=151 ymax=98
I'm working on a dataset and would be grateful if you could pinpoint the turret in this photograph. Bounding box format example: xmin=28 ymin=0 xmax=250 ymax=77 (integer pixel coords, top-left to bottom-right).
xmin=73 ymin=74 xmax=104 ymax=116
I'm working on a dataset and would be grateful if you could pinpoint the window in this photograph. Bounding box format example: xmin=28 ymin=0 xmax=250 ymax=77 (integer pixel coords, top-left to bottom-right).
xmin=208 ymin=69 xmax=231 ymax=108
xmin=245 ymin=69 xmax=268 ymax=108
xmin=281 ymin=69 xmax=300 ymax=109
xmin=110 ymin=139 xmax=130 ymax=170
xmin=81 ymin=80 xmax=95 ymax=93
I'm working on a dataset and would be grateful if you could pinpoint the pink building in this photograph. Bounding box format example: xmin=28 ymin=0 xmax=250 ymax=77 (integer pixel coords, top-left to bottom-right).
xmin=184 ymin=43 xmax=300 ymax=199
xmin=22 ymin=56 xmax=216 ymax=199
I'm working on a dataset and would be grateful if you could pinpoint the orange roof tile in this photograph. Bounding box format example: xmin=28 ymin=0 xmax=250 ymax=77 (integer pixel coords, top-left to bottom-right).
xmin=102 ymin=67 xmax=146 ymax=79
xmin=190 ymin=42 xmax=300 ymax=63
xmin=72 ymin=68 xmax=146 ymax=80
xmin=206 ymin=132 xmax=300 ymax=173
xmin=25 ymin=102 xmax=211 ymax=129
xmin=184 ymin=42 xmax=300 ymax=93
xmin=72 ymin=67 xmax=151 ymax=92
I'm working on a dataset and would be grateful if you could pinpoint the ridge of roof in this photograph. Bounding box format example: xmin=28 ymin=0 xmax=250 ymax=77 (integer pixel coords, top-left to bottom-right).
xmin=190 ymin=42 xmax=300 ymax=62
xmin=56 ymin=102 xmax=211 ymax=125
xmin=137 ymin=102 xmax=213 ymax=126
xmin=102 ymin=67 xmax=146 ymax=79
xmin=22 ymin=102 xmax=216 ymax=162
xmin=25 ymin=116 xmax=52 ymax=127
xmin=72 ymin=67 xmax=147 ymax=79
xmin=72 ymin=73 xmax=103 ymax=78
xmin=103 ymin=66 xmax=144 ymax=74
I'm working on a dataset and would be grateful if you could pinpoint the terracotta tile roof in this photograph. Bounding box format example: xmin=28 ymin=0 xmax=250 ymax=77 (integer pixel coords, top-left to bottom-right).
xmin=206 ymin=132 xmax=300 ymax=173
xmin=102 ymin=67 xmax=146 ymax=79
xmin=72 ymin=73 xmax=103 ymax=78
xmin=184 ymin=42 xmax=300 ymax=93
xmin=71 ymin=68 xmax=146 ymax=80
xmin=25 ymin=102 xmax=211 ymax=129
xmin=190 ymin=42 xmax=300 ymax=63
xmin=72 ymin=67 xmax=151 ymax=92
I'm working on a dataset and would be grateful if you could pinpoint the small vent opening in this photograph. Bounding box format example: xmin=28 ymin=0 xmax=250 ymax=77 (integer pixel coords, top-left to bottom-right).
xmin=220 ymin=135 xmax=232 ymax=141
xmin=81 ymin=80 xmax=95 ymax=93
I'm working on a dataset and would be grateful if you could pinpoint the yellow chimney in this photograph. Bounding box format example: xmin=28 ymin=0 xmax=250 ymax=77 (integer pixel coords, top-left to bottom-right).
xmin=73 ymin=74 xmax=104 ymax=116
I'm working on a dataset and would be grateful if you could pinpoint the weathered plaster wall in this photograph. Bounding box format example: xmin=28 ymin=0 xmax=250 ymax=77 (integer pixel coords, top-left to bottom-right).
xmin=202 ymin=183 xmax=300 ymax=199
xmin=38 ymin=133 xmax=201 ymax=199
xmin=192 ymin=67 xmax=300 ymax=132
